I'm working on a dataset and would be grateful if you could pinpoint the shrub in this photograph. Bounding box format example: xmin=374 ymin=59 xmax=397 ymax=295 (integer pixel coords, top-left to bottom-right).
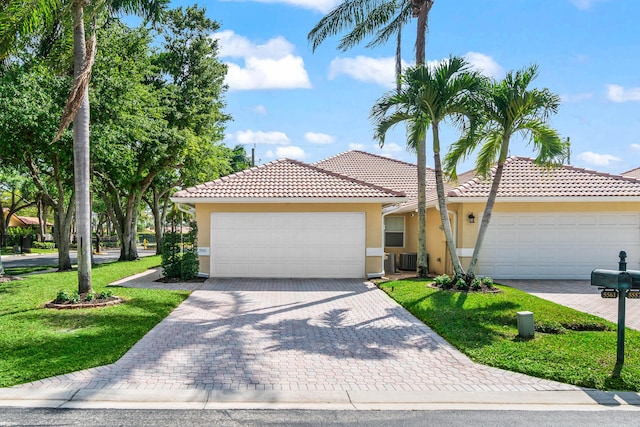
xmin=84 ymin=292 xmax=95 ymax=301
xmin=471 ymin=278 xmax=483 ymax=291
xmin=161 ymin=220 xmax=199 ymax=280
xmin=483 ymin=276 xmax=494 ymax=288
xmin=455 ymin=278 xmax=468 ymax=290
xmin=98 ymin=289 xmax=113 ymax=300
xmin=32 ymin=241 xmax=56 ymax=250
xmin=55 ymin=290 xmax=71 ymax=303
xmin=434 ymin=274 xmax=450 ymax=286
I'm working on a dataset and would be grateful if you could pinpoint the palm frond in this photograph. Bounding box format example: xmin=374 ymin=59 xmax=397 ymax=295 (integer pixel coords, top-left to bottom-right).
xmin=308 ymin=0 xmax=388 ymax=52
xmin=0 ymin=0 xmax=61 ymax=59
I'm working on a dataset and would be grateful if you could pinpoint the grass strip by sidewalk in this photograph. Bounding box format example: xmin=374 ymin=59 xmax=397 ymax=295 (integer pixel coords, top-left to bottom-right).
xmin=0 ymin=256 xmax=189 ymax=388
xmin=380 ymin=279 xmax=640 ymax=391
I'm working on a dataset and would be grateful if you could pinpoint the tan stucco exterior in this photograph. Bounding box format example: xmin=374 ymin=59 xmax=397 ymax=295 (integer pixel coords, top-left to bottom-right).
xmin=194 ymin=202 xmax=385 ymax=277
xmin=398 ymin=200 xmax=640 ymax=276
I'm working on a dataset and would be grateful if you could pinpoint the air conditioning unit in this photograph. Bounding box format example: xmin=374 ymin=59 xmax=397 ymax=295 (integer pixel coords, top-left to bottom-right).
xmin=398 ymin=252 xmax=417 ymax=271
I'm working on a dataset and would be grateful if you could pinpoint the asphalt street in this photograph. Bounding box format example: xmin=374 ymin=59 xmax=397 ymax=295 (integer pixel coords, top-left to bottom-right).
xmin=0 ymin=408 xmax=639 ymax=427
xmin=1 ymin=249 xmax=156 ymax=269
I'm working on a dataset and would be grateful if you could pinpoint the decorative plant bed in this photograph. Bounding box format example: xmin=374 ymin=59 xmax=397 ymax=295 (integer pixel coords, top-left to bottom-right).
xmin=44 ymin=296 xmax=123 ymax=310
xmin=44 ymin=289 xmax=123 ymax=310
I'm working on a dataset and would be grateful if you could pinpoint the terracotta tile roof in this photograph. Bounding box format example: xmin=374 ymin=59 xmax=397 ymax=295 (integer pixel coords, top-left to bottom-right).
xmin=448 ymin=157 xmax=640 ymax=198
xmin=172 ymin=158 xmax=406 ymax=200
xmin=314 ymin=150 xmax=437 ymax=201
xmin=622 ymin=167 xmax=640 ymax=179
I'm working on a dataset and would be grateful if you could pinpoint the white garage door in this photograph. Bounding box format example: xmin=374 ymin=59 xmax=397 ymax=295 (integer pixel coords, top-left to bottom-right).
xmin=210 ymin=212 xmax=366 ymax=278
xmin=477 ymin=212 xmax=640 ymax=279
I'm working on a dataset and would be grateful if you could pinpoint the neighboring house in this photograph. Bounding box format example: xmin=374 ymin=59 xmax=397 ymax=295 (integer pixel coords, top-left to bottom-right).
xmin=622 ymin=167 xmax=640 ymax=180
xmin=2 ymin=208 xmax=52 ymax=230
xmin=172 ymin=151 xmax=640 ymax=280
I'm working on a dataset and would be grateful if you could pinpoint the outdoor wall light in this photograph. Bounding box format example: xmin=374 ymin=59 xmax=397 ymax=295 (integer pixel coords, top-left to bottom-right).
xmin=468 ymin=213 xmax=476 ymax=224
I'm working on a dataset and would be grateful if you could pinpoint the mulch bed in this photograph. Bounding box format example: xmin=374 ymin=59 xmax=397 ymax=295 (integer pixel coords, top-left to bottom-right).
xmin=0 ymin=275 xmax=23 ymax=283
xmin=44 ymin=296 xmax=123 ymax=310
xmin=154 ymin=277 xmax=207 ymax=283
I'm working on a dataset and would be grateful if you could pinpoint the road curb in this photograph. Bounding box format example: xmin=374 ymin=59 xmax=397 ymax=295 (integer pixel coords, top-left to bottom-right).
xmin=1 ymin=388 xmax=639 ymax=411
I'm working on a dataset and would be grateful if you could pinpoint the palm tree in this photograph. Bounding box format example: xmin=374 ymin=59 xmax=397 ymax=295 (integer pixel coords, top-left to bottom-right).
xmin=372 ymin=56 xmax=487 ymax=279
xmin=445 ymin=65 xmax=568 ymax=279
xmin=0 ymin=0 xmax=166 ymax=293
xmin=309 ymin=0 xmax=435 ymax=276
xmin=309 ymin=0 xmax=412 ymax=93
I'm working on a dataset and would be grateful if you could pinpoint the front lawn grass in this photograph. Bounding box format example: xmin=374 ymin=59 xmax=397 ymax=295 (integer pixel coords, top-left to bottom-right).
xmin=0 ymin=256 xmax=189 ymax=387
xmin=380 ymin=279 xmax=640 ymax=391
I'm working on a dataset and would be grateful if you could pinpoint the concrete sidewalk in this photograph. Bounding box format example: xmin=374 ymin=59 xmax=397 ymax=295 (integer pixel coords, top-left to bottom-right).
xmin=1 ymin=387 xmax=640 ymax=411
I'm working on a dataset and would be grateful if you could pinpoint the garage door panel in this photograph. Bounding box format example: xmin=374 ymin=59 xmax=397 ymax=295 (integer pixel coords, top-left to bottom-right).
xmin=211 ymin=212 xmax=365 ymax=278
xmin=478 ymin=212 xmax=640 ymax=279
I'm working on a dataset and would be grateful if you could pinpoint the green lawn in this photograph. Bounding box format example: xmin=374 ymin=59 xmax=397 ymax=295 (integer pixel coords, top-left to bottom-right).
xmin=380 ymin=279 xmax=640 ymax=391
xmin=0 ymin=256 xmax=189 ymax=387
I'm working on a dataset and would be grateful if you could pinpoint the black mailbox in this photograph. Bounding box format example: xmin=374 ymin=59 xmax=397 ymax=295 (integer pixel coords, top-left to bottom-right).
xmin=591 ymin=269 xmax=632 ymax=290
xmin=628 ymin=270 xmax=640 ymax=289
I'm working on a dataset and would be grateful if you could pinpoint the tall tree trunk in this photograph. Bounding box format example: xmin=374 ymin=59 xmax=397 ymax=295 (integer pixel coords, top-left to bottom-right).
xmin=466 ymin=156 xmax=507 ymax=277
xmin=395 ymin=25 xmax=402 ymax=94
xmin=148 ymin=186 xmax=168 ymax=256
xmin=0 ymin=203 xmax=6 ymax=247
xmin=414 ymin=1 xmax=432 ymax=277
xmin=72 ymin=2 xmax=92 ymax=293
xmin=37 ymin=197 xmax=46 ymax=242
xmin=432 ymin=124 xmax=464 ymax=277
xmin=54 ymin=194 xmax=74 ymax=271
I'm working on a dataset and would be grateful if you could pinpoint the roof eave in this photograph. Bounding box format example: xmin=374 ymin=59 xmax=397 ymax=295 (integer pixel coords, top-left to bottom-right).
xmin=170 ymin=196 xmax=408 ymax=204
xmin=446 ymin=196 xmax=640 ymax=203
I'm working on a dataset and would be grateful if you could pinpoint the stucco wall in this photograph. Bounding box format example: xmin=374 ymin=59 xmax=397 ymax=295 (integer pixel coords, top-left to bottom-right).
xmin=194 ymin=202 xmax=384 ymax=276
xmin=402 ymin=201 xmax=640 ymax=276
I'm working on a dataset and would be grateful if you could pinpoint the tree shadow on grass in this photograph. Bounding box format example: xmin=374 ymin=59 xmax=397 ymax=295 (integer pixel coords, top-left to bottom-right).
xmin=394 ymin=289 xmax=521 ymax=349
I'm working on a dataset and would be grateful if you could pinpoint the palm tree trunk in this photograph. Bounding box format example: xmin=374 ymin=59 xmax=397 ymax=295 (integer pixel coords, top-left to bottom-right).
xmin=467 ymin=160 xmax=506 ymax=277
xmin=72 ymin=2 xmax=92 ymax=293
xmin=395 ymin=25 xmax=402 ymax=94
xmin=433 ymin=125 xmax=464 ymax=277
xmin=414 ymin=0 xmax=431 ymax=277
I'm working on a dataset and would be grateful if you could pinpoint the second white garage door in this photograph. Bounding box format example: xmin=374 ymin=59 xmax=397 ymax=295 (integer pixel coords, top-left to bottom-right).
xmin=211 ymin=212 xmax=365 ymax=278
xmin=477 ymin=212 xmax=640 ymax=279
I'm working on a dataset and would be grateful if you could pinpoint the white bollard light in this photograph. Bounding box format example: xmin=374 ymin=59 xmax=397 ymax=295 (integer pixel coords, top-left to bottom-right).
xmin=517 ymin=311 xmax=535 ymax=339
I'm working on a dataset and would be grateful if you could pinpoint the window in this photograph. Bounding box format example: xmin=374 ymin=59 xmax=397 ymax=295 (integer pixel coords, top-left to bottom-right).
xmin=385 ymin=216 xmax=405 ymax=248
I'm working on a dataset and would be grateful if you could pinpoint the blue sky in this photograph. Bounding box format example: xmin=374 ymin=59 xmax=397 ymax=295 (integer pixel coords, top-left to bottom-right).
xmin=170 ymin=0 xmax=639 ymax=174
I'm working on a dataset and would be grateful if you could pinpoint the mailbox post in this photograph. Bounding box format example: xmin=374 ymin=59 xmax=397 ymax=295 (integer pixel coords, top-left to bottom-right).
xmin=591 ymin=251 xmax=640 ymax=365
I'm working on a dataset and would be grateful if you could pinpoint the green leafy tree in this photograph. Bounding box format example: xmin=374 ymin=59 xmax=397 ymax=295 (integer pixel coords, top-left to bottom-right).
xmin=0 ymin=60 xmax=76 ymax=270
xmin=309 ymin=0 xmax=434 ymax=276
xmin=0 ymin=0 xmax=167 ymax=293
xmin=445 ymin=65 xmax=567 ymax=279
xmin=92 ymin=7 xmax=230 ymax=260
xmin=372 ymin=56 xmax=487 ymax=279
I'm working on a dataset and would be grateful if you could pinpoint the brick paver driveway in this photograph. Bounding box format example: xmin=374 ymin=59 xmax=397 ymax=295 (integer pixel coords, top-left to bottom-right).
xmin=500 ymin=280 xmax=640 ymax=331
xmin=16 ymin=279 xmax=576 ymax=392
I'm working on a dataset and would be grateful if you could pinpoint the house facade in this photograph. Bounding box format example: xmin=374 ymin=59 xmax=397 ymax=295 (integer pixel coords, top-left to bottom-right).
xmin=172 ymin=151 xmax=640 ymax=280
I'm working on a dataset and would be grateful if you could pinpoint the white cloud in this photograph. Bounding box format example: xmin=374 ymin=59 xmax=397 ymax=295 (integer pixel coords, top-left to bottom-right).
xmin=349 ymin=143 xmax=366 ymax=150
xmin=464 ymin=52 xmax=505 ymax=78
xmin=329 ymin=56 xmax=399 ymax=88
xmin=221 ymin=0 xmax=339 ymax=13
xmin=631 ymin=144 xmax=640 ymax=152
xmin=266 ymin=146 xmax=306 ymax=160
xmin=607 ymin=84 xmax=640 ymax=103
xmin=577 ymin=151 xmax=620 ymax=166
xmin=560 ymin=92 xmax=593 ymax=103
xmin=569 ymin=0 xmax=611 ymax=10
xmin=304 ymin=132 xmax=335 ymax=144
xmin=233 ymin=130 xmax=290 ymax=145
xmin=253 ymin=105 xmax=267 ymax=115
xmin=213 ymin=30 xmax=311 ymax=91
xmin=374 ymin=142 xmax=404 ymax=158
